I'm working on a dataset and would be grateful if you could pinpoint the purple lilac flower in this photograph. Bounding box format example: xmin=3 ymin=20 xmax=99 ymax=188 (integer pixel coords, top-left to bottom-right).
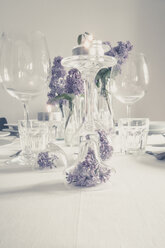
xmin=47 ymin=56 xmax=66 ymax=105
xmin=97 ymin=130 xmax=113 ymax=161
xmin=47 ymin=57 xmax=84 ymax=107
xmin=53 ymin=56 xmax=64 ymax=68
xmin=103 ymin=41 xmax=111 ymax=48
xmin=37 ymin=152 xmax=58 ymax=169
xmin=104 ymin=41 xmax=133 ymax=72
xmin=65 ymin=68 xmax=84 ymax=95
xmin=66 ymin=147 xmax=111 ymax=187
xmin=51 ymin=69 xmax=66 ymax=81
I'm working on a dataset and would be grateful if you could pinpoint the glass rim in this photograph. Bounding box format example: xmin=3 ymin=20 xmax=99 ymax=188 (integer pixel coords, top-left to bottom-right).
xmin=18 ymin=119 xmax=49 ymax=126
xmin=18 ymin=119 xmax=48 ymax=122
xmin=128 ymin=51 xmax=146 ymax=58
xmin=119 ymin=118 xmax=150 ymax=126
xmin=119 ymin=118 xmax=149 ymax=121
xmin=1 ymin=30 xmax=46 ymax=38
xmin=61 ymin=55 xmax=117 ymax=69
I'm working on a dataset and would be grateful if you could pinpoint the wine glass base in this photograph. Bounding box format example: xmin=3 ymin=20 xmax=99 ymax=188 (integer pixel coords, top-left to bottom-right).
xmin=5 ymin=154 xmax=35 ymax=169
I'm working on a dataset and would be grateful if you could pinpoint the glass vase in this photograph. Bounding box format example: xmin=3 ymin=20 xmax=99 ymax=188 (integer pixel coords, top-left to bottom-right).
xmin=62 ymin=40 xmax=116 ymax=140
xmin=36 ymin=143 xmax=68 ymax=172
xmin=95 ymin=86 xmax=114 ymax=133
xmin=62 ymin=40 xmax=117 ymax=187
xmin=48 ymin=104 xmax=65 ymax=142
xmin=65 ymin=134 xmax=115 ymax=188
xmin=64 ymin=95 xmax=84 ymax=146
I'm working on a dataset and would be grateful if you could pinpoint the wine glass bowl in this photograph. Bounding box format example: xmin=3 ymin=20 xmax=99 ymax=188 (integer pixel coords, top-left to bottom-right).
xmin=0 ymin=31 xmax=50 ymax=118
xmin=110 ymin=52 xmax=149 ymax=117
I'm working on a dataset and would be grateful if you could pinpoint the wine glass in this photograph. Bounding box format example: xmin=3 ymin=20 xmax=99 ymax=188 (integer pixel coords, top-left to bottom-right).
xmin=0 ymin=31 xmax=50 ymax=166
xmin=0 ymin=31 xmax=50 ymax=121
xmin=110 ymin=52 xmax=149 ymax=117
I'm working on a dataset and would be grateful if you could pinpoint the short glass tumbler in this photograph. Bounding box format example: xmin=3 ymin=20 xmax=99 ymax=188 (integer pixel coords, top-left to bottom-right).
xmin=18 ymin=120 xmax=49 ymax=156
xmin=119 ymin=118 xmax=149 ymax=154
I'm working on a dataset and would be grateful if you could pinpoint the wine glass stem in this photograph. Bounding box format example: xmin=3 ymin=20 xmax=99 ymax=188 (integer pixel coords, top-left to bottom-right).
xmin=23 ymin=101 xmax=29 ymax=122
xmin=22 ymin=101 xmax=31 ymax=156
xmin=127 ymin=104 xmax=131 ymax=118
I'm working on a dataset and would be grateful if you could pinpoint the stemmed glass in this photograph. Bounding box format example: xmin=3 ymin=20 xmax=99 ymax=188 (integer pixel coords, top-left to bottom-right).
xmin=0 ymin=31 xmax=50 ymax=166
xmin=110 ymin=52 xmax=149 ymax=117
xmin=0 ymin=31 xmax=50 ymax=121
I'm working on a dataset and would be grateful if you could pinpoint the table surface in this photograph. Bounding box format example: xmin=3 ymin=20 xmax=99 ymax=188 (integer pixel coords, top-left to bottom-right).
xmin=0 ymin=136 xmax=165 ymax=248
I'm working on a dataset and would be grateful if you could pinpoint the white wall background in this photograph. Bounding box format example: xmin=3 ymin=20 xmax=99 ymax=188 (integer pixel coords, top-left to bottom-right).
xmin=0 ymin=0 xmax=164 ymax=122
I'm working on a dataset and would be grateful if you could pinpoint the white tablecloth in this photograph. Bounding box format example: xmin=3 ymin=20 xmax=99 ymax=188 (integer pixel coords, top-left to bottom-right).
xmin=0 ymin=136 xmax=165 ymax=248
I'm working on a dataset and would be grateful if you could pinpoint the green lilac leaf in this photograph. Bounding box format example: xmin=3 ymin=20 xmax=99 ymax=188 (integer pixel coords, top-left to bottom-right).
xmin=49 ymin=93 xmax=74 ymax=103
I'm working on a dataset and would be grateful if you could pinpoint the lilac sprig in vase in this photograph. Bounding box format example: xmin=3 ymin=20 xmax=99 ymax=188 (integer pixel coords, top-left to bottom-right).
xmin=95 ymin=41 xmax=133 ymax=127
xmin=97 ymin=129 xmax=113 ymax=161
xmin=47 ymin=56 xmax=85 ymax=146
xmin=66 ymin=135 xmax=115 ymax=188
xmin=36 ymin=143 xmax=68 ymax=172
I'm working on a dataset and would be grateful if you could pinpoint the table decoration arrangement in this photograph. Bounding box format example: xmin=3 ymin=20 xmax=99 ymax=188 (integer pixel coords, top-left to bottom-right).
xmin=48 ymin=34 xmax=116 ymax=139
xmin=53 ymin=34 xmax=118 ymax=187
xmin=47 ymin=35 xmax=135 ymax=136
xmin=1 ymin=30 xmax=160 ymax=192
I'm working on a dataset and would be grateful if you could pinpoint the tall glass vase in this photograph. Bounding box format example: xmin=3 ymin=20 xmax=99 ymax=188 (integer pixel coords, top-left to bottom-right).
xmin=64 ymin=95 xmax=84 ymax=146
xmin=62 ymin=40 xmax=117 ymax=140
xmin=48 ymin=104 xmax=66 ymax=142
xmin=95 ymin=85 xmax=114 ymax=133
xmin=62 ymin=40 xmax=117 ymax=188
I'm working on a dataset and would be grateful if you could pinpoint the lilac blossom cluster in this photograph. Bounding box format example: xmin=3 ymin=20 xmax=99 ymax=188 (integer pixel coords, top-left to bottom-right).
xmin=37 ymin=152 xmax=58 ymax=169
xmin=47 ymin=56 xmax=66 ymax=105
xmin=47 ymin=57 xmax=84 ymax=106
xmin=65 ymin=68 xmax=84 ymax=95
xmin=66 ymin=147 xmax=111 ymax=187
xmin=104 ymin=41 xmax=133 ymax=72
xmin=97 ymin=130 xmax=113 ymax=161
